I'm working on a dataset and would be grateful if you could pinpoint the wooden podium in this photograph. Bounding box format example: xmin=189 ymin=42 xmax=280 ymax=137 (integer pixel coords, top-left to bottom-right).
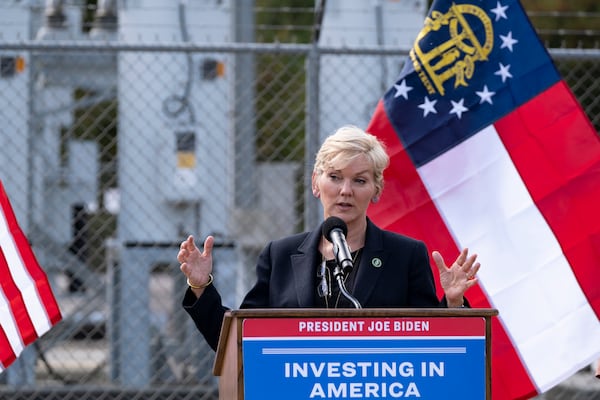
xmin=213 ymin=308 xmax=498 ymax=400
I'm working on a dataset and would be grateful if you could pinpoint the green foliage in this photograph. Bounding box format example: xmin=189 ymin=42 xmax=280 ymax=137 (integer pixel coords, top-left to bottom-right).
xmin=255 ymin=0 xmax=315 ymax=43
xmin=521 ymin=0 xmax=600 ymax=48
xmin=72 ymin=88 xmax=118 ymax=187
xmin=70 ymin=88 xmax=118 ymax=271
xmin=254 ymin=0 xmax=315 ymax=162
xmin=82 ymin=0 xmax=97 ymax=32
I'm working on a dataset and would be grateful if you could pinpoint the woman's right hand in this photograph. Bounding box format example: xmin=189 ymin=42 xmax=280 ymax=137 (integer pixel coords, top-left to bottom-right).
xmin=177 ymin=235 xmax=214 ymax=296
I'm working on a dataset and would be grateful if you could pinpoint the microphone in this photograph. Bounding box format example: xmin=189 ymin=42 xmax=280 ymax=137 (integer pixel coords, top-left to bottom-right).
xmin=322 ymin=216 xmax=354 ymax=275
xmin=322 ymin=216 xmax=362 ymax=309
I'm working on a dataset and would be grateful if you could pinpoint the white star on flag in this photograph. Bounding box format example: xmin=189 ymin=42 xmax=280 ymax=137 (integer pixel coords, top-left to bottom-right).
xmin=393 ymin=79 xmax=413 ymax=99
xmin=476 ymin=85 xmax=496 ymax=104
xmin=500 ymin=31 xmax=518 ymax=51
xmin=490 ymin=1 xmax=508 ymax=21
xmin=449 ymin=99 xmax=468 ymax=119
xmin=495 ymin=62 xmax=513 ymax=82
xmin=418 ymin=96 xmax=438 ymax=117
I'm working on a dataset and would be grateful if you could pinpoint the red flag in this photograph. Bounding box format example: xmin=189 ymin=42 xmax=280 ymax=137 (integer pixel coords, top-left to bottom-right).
xmin=0 ymin=180 xmax=61 ymax=371
xmin=366 ymin=0 xmax=600 ymax=398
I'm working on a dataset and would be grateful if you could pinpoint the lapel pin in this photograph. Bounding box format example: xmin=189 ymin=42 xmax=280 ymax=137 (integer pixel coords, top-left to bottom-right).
xmin=371 ymin=258 xmax=382 ymax=268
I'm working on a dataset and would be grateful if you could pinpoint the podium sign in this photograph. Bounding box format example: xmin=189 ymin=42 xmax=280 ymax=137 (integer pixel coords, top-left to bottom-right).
xmin=242 ymin=316 xmax=486 ymax=399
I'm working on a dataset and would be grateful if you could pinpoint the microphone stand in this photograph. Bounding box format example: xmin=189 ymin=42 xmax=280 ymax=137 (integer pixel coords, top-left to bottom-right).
xmin=332 ymin=265 xmax=362 ymax=309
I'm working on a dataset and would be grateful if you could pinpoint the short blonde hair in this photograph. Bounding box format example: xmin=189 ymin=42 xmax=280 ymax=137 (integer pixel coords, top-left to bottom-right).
xmin=313 ymin=125 xmax=390 ymax=195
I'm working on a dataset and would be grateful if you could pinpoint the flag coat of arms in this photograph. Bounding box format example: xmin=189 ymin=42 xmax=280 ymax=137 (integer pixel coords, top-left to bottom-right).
xmin=366 ymin=0 xmax=600 ymax=398
xmin=0 ymin=180 xmax=62 ymax=371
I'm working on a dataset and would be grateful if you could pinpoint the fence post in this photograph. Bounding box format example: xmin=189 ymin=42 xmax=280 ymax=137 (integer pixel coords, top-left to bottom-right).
xmin=304 ymin=44 xmax=321 ymax=230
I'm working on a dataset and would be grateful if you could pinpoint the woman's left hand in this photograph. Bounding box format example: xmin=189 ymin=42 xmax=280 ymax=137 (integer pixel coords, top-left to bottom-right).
xmin=432 ymin=248 xmax=480 ymax=307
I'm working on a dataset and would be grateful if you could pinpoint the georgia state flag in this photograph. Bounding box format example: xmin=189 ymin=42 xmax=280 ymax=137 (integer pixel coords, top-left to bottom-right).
xmin=366 ymin=0 xmax=600 ymax=398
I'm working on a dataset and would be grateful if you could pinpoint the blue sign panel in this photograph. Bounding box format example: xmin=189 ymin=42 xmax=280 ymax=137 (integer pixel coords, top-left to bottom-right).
xmin=242 ymin=317 xmax=487 ymax=399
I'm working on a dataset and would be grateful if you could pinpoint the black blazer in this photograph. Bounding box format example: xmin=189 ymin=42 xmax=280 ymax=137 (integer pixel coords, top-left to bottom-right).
xmin=183 ymin=218 xmax=444 ymax=351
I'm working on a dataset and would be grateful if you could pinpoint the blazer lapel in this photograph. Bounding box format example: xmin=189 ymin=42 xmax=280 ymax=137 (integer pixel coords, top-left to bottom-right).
xmin=291 ymin=228 xmax=322 ymax=307
xmin=352 ymin=219 xmax=386 ymax=306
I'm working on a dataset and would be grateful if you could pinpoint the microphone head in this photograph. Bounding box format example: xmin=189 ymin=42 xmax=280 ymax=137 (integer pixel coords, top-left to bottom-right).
xmin=322 ymin=216 xmax=348 ymax=242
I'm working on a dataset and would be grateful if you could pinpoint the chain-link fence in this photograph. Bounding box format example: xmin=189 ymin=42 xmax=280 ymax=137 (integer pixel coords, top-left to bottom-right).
xmin=0 ymin=38 xmax=599 ymax=400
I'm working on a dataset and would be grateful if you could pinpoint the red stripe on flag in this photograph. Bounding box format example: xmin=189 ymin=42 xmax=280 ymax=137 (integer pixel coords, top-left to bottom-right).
xmin=0 ymin=248 xmax=38 ymax=346
xmin=367 ymin=100 xmax=456 ymax=291
xmin=0 ymin=326 xmax=17 ymax=369
xmin=366 ymin=100 xmax=538 ymax=400
xmin=0 ymin=184 xmax=62 ymax=327
xmin=490 ymin=317 xmax=539 ymax=400
xmin=10 ymin=230 xmax=62 ymax=326
xmin=495 ymin=81 xmax=600 ymax=317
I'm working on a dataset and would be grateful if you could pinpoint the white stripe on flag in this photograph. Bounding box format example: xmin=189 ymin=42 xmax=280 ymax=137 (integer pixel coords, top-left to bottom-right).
xmin=0 ymin=207 xmax=52 ymax=336
xmin=0 ymin=283 xmax=25 ymax=359
xmin=417 ymin=125 xmax=600 ymax=391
